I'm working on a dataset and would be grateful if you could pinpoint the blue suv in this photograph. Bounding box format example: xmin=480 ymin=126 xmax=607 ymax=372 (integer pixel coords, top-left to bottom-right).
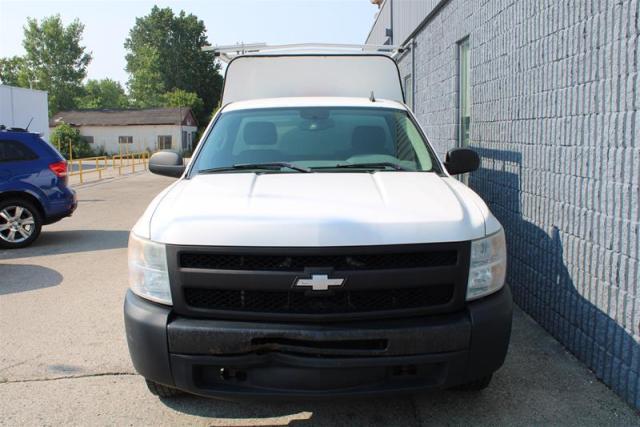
xmin=0 ymin=127 xmax=77 ymax=248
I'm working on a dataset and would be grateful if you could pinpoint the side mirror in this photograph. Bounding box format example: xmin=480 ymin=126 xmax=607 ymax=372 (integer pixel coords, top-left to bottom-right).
xmin=149 ymin=150 xmax=185 ymax=178
xmin=444 ymin=147 xmax=480 ymax=175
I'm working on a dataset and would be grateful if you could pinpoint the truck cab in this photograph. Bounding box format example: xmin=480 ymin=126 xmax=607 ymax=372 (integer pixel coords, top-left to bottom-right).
xmin=124 ymin=51 xmax=512 ymax=398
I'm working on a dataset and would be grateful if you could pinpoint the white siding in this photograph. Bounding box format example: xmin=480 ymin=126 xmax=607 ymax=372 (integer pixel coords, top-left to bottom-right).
xmin=366 ymin=0 xmax=391 ymax=45
xmin=0 ymin=85 xmax=50 ymax=140
xmin=49 ymin=124 xmax=197 ymax=155
xmin=392 ymin=0 xmax=441 ymax=44
xmin=366 ymin=0 xmax=444 ymax=47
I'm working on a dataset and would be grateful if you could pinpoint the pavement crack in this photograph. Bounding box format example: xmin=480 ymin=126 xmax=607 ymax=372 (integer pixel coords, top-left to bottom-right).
xmin=0 ymin=372 xmax=137 ymax=385
xmin=0 ymin=355 xmax=43 ymax=372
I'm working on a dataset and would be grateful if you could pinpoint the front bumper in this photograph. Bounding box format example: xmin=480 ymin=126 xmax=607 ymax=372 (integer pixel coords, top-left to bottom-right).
xmin=124 ymin=286 xmax=512 ymax=398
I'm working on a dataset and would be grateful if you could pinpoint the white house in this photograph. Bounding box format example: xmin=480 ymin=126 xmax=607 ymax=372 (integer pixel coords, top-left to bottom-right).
xmin=0 ymin=85 xmax=50 ymax=140
xmin=49 ymin=107 xmax=198 ymax=155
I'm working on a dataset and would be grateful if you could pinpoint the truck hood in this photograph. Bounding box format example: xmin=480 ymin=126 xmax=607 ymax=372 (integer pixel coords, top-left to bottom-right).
xmin=144 ymin=172 xmax=491 ymax=247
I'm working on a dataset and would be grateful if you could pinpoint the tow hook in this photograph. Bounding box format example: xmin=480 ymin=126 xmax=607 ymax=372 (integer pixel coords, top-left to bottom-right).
xmin=219 ymin=368 xmax=247 ymax=382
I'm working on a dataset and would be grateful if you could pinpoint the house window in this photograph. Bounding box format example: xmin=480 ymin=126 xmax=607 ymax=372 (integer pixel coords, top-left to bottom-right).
xmin=81 ymin=135 xmax=94 ymax=144
xmin=118 ymin=136 xmax=133 ymax=144
xmin=458 ymin=37 xmax=471 ymax=148
xmin=404 ymin=74 xmax=413 ymax=110
xmin=182 ymin=131 xmax=188 ymax=150
xmin=158 ymin=135 xmax=172 ymax=150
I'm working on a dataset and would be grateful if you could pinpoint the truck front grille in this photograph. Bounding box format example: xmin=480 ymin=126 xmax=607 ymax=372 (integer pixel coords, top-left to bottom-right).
xmin=169 ymin=242 xmax=470 ymax=321
xmin=183 ymin=284 xmax=454 ymax=314
xmin=179 ymin=250 xmax=457 ymax=271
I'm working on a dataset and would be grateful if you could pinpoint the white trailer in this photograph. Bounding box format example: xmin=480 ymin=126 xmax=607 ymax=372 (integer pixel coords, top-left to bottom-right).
xmin=0 ymin=85 xmax=50 ymax=141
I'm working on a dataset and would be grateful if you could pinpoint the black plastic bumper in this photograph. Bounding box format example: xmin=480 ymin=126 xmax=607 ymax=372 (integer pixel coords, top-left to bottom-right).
xmin=124 ymin=285 xmax=512 ymax=398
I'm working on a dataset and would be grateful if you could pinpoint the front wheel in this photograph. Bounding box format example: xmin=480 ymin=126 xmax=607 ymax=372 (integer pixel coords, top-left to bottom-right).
xmin=0 ymin=199 xmax=43 ymax=249
xmin=145 ymin=379 xmax=183 ymax=398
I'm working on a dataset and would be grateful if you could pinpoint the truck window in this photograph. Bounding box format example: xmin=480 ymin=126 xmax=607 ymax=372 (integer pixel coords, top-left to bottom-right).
xmin=193 ymin=107 xmax=438 ymax=173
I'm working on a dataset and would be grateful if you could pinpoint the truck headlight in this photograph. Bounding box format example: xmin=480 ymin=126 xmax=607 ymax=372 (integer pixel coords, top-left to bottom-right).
xmin=467 ymin=229 xmax=507 ymax=301
xmin=128 ymin=232 xmax=172 ymax=305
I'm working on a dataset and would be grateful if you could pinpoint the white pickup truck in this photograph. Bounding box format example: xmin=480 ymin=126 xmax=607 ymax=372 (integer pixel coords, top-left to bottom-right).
xmin=124 ymin=52 xmax=512 ymax=398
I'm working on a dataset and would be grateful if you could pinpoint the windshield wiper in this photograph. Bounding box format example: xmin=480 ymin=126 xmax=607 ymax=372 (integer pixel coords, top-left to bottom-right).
xmin=199 ymin=162 xmax=311 ymax=174
xmin=332 ymin=162 xmax=412 ymax=171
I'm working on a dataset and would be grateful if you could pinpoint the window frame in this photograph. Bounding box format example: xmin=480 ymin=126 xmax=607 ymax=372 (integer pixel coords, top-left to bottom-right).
xmin=457 ymin=37 xmax=472 ymax=184
xmin=457 ymin=37 xmax=471 ymax=149
xmin=181 ymin=130 xmax=188 ymax=150
xmin=403 ymin=74 xmax=413 ymax=110
xmin=157 ymin=135 xmax=172 ymax=150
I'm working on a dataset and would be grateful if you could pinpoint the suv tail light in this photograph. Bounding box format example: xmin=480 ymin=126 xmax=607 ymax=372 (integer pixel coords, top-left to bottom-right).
xmin=49 ymin=161 xmax=68 ymax=184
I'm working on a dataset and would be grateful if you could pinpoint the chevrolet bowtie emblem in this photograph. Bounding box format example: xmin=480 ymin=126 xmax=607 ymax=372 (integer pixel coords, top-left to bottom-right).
xmin=295 ymin=274 xmax=344 ymax=291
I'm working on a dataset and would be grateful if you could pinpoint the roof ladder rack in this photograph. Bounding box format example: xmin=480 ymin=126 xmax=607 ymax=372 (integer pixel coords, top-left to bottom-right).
xmin=202 ymin=42 xmax=403 ymax=63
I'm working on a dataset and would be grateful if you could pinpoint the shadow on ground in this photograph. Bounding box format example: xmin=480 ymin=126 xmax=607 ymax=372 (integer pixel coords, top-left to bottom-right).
xmin=158 ymin=394 xmax=414 ymax=426
xmin=0 ymin=264 xmax=63 ymax=295
xmin=0 ymin=229 xmax=129 ymax=261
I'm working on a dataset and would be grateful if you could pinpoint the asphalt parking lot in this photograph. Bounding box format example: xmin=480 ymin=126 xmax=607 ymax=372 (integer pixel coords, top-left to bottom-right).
xmin=0 ymin=172 xmax=637 ymax=426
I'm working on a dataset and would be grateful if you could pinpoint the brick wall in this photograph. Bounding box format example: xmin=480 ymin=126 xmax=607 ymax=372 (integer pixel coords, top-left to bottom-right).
xmin=398 ymin=0 xmax=639 ymax=408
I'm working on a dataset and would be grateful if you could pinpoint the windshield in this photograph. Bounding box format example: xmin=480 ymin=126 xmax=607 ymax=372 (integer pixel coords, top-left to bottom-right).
xmin=191 ymin=107 xmax=439 ymax=174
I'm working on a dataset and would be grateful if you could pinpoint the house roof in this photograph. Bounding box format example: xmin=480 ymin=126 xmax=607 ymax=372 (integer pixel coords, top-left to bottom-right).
xmin=50 ymin=107 xmax=197 ymax=127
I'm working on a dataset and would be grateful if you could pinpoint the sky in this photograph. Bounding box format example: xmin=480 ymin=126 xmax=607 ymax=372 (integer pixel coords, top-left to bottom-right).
xmin=0 ymin=0 xmax=379 ymax=87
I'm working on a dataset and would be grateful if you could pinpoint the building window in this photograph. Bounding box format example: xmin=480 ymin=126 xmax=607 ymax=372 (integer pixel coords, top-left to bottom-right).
xmin=81 ymin=136 xmax=94 ymax=144
xmin=158 ymin=135 xmax=172 ymax=150
xmin=182 ymin=130 xmax=188 ymax=150
xmin=118 ymin=136 xmax=133 ymax=144
xmin=403 ymin=74 xmax=413 ymax=110
xmin=458 ymin=37 xmax=471 ymax=148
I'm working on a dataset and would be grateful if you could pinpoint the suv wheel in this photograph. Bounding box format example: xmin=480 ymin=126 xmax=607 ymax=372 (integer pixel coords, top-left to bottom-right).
xmin=0 ymin=199 xmax=42 ymax=249
xmin=145 ymin=379 xmax=183 ymax=398
xmin=453 ymin=374 xmax=493 ymax=391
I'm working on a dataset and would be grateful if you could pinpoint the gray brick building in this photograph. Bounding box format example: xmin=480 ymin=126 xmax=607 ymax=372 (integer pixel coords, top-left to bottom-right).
xmin=367 ymin=0 xmax=639 ymax=409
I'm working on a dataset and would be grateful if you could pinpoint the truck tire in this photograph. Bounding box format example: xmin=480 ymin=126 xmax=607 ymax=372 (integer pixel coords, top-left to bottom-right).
xmin=454 ymin=374 xmax=493 ymax=391
xmin=145 ymin=379 xmax=183 ymax=398
xmin=0 ymin=198 xmax=43 ymax=249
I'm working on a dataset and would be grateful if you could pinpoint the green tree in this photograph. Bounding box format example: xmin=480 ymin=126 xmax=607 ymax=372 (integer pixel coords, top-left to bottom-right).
xmin=76 ymin=79 xmax=129 ymax=109
xmin=125 ymin=44 xmax=165 ymax=108
xmin=50 ymin=123 xmax=94 ymax=159
xmin=124 ymin=6 xmax=222 ymax=123
xmin=161 ymin=88 xmax=204 ymax=118
xmin=20 ymin=15 xmax=92 ymax=114
xmin=0 ymin=56 xmax=29 ymax=86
